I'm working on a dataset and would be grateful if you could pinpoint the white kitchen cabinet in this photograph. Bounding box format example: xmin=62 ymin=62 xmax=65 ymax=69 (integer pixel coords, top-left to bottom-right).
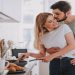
xmin=39 ymin=61 xmax=49 ymax=75
xmin=0 ymin=0 xmax=2 ymax=11
xmin=31 ymin=61 xmax=39 ymax=75
xmin=1 ymin=0 xmax=22 ymax=22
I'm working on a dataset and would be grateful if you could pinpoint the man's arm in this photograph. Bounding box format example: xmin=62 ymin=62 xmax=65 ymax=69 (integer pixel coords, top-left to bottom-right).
xmin=46 ymin=47 xmax=60 ymax=54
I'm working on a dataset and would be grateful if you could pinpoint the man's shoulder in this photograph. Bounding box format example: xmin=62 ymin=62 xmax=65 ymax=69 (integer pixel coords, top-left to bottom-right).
xmin=59 ymin=21 xmax=64 ymax=25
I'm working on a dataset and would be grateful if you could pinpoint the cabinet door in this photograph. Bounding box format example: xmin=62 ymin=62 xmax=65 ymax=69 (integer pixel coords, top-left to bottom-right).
xmin=39 ymin=61 xmax=49 ymax=75
xmin=2 ymin=0 xmax=22 ymax=22
xmin=0 ymin=0 xmax=2 ymax=11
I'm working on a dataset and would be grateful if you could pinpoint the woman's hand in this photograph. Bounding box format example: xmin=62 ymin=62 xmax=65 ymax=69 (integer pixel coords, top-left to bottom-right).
xmin=18 ymin=53 xmax=30 ymax=60
xmin=37 ymin=55 xmax=54 ymax=62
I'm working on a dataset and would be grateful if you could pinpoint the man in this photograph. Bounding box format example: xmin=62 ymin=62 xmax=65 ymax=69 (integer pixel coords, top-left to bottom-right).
xmin=51 ymin=0 xmax=75 ymax=62
xmin=49 ymin=1 xmax=75 ymax=75
xmin=51 ymin=1 xmax=75 ymax=36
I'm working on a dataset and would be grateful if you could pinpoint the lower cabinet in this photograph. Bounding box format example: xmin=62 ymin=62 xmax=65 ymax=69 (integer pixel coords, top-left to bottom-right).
xmin=39 ymin=61 xmax=49 ymax=75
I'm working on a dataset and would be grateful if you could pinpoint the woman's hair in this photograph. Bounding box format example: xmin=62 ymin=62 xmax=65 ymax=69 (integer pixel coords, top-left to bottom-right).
xmin=34 ymin=12 xmax=53 ymax=49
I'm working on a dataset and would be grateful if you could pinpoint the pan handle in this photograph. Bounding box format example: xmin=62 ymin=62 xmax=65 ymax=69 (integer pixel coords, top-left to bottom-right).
xmin=29 ymin=59 xmax=43 ymax=62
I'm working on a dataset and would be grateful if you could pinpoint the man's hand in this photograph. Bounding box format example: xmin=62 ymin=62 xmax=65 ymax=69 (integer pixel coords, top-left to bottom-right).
xmin=70 ymin=59 xmax=75 ymax=65
xmin=47 ymin=47 xmax=60 ymax=54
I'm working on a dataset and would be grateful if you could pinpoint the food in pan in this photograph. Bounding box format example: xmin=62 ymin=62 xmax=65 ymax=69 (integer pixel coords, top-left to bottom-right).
xmin=7 ymin=63 xmax=24 ymax=72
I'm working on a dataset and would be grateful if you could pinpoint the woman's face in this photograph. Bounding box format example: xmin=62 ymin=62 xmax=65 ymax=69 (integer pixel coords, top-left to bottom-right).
xmin=44 ymin=15 xmax=59 ymax=30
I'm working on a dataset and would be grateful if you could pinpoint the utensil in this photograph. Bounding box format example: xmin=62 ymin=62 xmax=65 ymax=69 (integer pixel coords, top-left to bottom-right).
xmin=29 ymin=59 xmax=43 ymax=62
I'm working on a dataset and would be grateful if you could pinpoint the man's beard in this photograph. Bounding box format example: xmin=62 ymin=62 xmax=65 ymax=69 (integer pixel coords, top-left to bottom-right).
xmin=55 ymin=14 xmax=67 ymax=22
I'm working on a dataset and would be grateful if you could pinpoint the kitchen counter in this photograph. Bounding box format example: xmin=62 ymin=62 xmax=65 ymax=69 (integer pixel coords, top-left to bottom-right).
xmin=2 ymin=60 xmax=37 ymax=75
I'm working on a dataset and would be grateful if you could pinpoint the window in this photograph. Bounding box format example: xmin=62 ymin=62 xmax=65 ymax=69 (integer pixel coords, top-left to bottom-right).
xmin=22 ymin=0 xmax=45 ymax=50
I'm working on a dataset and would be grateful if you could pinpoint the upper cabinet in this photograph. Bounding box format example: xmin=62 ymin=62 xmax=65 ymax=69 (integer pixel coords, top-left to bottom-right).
xmin=0 ymin=0 xmax=2 ymax=11
xmin=0 ymin=0 xmax=22 ymax=22
xmin=0 ymin=0 xmax=47 ymax=23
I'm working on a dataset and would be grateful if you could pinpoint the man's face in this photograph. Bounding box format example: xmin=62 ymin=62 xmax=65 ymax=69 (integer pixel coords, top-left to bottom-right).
xmin=52 ymin=9 xmax=67 ymax=22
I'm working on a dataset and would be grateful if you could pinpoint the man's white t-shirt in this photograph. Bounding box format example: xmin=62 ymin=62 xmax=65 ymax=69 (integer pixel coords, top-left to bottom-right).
xmin=41 ymin=24 xmax=75 ymax=58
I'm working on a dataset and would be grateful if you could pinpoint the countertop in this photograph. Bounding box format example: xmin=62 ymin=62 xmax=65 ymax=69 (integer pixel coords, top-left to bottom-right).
xmin=2 ymin=58 xmax=37 ymax=75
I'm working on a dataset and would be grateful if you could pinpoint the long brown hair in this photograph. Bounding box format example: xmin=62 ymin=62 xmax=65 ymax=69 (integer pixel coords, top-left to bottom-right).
xmin=34 ymin=13 xmax=53 ymax=49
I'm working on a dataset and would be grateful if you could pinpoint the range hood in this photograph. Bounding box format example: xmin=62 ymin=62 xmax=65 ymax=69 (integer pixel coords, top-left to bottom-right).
xmin=0 ymin=12 xmax=19 ymax=23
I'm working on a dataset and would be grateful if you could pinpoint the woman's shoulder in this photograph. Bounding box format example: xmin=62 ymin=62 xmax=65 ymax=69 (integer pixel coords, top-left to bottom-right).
xmin=60 ymin=24 xmax=72 ymax=34
xmin=60 ymin=24 xmax=69 ymax=28
xmin=59 ymin=24 xmax=71 ymax=30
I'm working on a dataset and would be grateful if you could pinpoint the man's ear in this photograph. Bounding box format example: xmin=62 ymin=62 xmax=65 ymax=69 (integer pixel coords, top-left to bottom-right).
xmin=66 ymin=10 xmax=71 ymax=16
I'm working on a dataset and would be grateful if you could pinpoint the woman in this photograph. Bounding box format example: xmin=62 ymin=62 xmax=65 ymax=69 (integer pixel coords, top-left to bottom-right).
xmin=20 ymin=13 xmax=75 ymax=75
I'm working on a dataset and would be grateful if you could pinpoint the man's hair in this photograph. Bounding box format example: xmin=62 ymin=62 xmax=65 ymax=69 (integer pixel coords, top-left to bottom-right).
xmin=51 ymin=1 xmax=71 ymax=13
